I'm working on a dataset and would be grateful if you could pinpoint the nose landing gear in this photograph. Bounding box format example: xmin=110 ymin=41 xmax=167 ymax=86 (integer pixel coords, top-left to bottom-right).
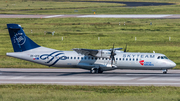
xmin=162 ymin=69 xmax=168 ymax=74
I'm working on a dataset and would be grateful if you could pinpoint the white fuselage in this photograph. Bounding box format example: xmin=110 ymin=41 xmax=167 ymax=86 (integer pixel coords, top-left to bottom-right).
xmin=6 ymin=47 xmax=176 ymax=71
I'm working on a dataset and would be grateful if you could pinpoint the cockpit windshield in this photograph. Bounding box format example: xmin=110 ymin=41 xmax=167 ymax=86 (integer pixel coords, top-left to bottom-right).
xmin=157 ymin=56 xmax=168 ymax=59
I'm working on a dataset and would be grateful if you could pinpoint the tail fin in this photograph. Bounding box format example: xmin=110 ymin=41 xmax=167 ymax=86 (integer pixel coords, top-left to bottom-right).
xmin=7 ymin=24 xmax=40 ymax=52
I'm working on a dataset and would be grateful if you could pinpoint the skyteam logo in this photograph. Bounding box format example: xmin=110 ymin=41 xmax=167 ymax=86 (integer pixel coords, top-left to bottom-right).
xmin=13 ymin=33 xmax=26 ymax=45
xmin=139 ymin=60 xmax=154 ymax=66
xmin=40 ymin=51 xmax=67 ymax=66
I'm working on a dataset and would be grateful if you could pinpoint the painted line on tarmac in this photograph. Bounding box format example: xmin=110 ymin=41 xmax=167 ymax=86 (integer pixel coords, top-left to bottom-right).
xmin=0 ymin=76 xmax=136 ymax=80
xmin=139 ymin=77 xmax=180 ymax=81
xmin=125 ymin=74 xmax=167 ymax=75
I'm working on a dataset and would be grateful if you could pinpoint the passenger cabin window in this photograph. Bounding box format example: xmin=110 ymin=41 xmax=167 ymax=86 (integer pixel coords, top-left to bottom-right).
xmin=78 ymin=57 xmax=79 ymax=59
xmin=119 ymin=58 xmax=121 ymax=60
xmin=71 ymin=57 xmax=72 ymax=59
xmin=74 ymin=57 xmax=76 ymax=59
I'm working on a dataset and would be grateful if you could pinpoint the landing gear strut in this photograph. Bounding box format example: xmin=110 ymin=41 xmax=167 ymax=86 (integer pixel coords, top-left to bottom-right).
xmin=162 ymin=69 xmax=168 ymax=74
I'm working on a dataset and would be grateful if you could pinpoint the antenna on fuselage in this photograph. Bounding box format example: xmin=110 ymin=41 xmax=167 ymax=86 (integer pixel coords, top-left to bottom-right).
xmin=153 ymin=51 xmax=155 ymax=53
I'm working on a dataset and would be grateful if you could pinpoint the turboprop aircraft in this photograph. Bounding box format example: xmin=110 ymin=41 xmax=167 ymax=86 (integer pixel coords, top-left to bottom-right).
xmin=6 ymin=24 xmax=176 ymax=74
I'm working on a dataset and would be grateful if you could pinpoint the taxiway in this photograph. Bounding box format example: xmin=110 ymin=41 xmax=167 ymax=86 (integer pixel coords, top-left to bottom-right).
xmin=1 ymin=14 xmax=180 ymax=18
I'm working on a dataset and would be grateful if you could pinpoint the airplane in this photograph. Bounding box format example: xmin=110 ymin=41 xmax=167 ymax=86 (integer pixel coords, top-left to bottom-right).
xmin=6 ymin=24 xmax=176 ymax=74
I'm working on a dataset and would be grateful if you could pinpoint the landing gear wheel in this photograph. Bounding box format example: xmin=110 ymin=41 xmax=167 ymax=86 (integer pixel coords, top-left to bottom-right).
xmin=163 ymin=71 xmax=167 ymax=74
xmin=90 ymin=68 xmax=103 ymax=73
xmin=90 ymin=69 xmax=95 ymax=73
xmin=162 ymin=69 xmax=168 ymax=74
xmin=90 ymin=68 xmax=98 ymax=73
xmin=98 ymin=68 xmax=103 ymax=73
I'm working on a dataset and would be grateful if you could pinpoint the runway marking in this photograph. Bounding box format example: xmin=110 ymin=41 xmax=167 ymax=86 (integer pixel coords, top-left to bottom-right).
xmin=44 ymin=15 xmax=63 ymax=18
xmin=125 ymin=74 xmax=167 ymax=75
xmin=0 ymin=76 xmax=136 ymax=80
xmin=10 ymin=76 xmax=24 ymax=79
xmin=139 ymin=77 xmax=180 ymax=81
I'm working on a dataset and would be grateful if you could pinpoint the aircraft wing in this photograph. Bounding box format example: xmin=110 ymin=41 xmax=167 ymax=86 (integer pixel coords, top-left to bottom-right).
xmin=73 ymin=48 xmax=98 ymax=56
xmin=73 ymin=48 xmax=123 ymax=57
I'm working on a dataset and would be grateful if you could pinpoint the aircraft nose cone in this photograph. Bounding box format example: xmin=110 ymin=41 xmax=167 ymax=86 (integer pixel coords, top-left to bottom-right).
xmin=168 ymin=61 xmax=176 ymax=68
xmin=171 ymin=62 xmax=176 ymax=67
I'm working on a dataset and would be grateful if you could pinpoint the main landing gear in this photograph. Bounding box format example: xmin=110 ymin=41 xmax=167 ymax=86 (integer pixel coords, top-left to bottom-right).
xmin=162 ymin=69 xmax=168 ymax=74
xmin=90 ymin=68 xmax=103 ymax=74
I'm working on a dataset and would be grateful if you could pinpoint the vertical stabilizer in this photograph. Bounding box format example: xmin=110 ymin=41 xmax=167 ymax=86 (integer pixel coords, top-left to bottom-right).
xmin=7 ymin=24 xmax=40 ymax=52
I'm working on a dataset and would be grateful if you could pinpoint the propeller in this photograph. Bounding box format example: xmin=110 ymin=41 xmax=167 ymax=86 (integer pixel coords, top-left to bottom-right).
xmin=110 ymin=44 xmax=116 ymax=66
xmin=124 ymin=44 xmax=127 ymax=52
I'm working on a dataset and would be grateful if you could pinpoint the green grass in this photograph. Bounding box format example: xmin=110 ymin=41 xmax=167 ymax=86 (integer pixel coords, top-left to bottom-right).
xmin=0 ymin=85 xmax=180 ymax=101
xmin=0 ymin=0 xmax=180 ymax=14
xmin=0 ymin=18 xmax=180 ymax=69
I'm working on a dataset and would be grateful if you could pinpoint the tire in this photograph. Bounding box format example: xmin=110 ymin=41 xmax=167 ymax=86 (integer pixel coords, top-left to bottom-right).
xmin=163 ymin=71 xmax=167 ymax=74
xmin=98 ymin=68 xmax=103 ymax=73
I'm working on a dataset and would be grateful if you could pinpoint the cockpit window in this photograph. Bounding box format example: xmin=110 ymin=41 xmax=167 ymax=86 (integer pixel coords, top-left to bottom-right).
xmin=163 ymin=56 xmax=168 ymax=59
xmin=157 ymin=56 xmax=160 ymax=59
xmin=157 ymin=56 xmax=168 ymax=59
xmin=161 ymin=56 xmax=164 ymax=59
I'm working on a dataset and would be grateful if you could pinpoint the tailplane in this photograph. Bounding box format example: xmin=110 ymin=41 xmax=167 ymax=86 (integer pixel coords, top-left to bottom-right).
xmin=7 ymin=24 xmax=40 ymax=52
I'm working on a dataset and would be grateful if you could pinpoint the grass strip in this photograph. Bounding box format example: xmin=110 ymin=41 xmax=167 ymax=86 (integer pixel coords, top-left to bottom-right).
xmin=0 ymin=84 xmax=180 ymax=101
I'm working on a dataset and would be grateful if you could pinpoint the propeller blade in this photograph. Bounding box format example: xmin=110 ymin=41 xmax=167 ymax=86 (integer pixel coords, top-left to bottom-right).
xmin=124 ymin=44 xmax=127 ymax=52
xmin=111 ymin=58 xmax=113 ymax=66
xmin=110 ymin=44 xmax=116 ymax=66
xmin=111 ymin=56 xmax=116 ymax=66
